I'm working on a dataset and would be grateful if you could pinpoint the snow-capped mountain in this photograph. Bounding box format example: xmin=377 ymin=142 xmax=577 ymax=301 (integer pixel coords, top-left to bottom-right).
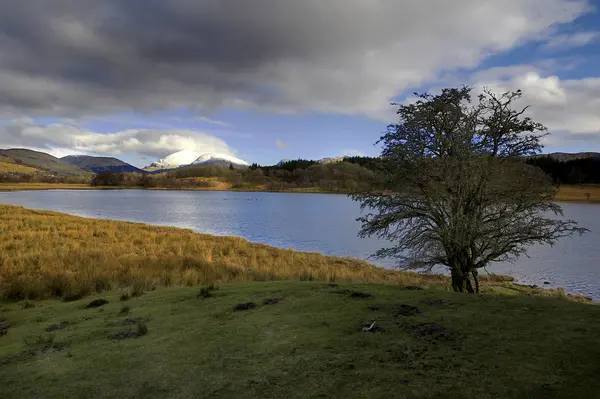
xmin=192 ymin=153 xmax=249 ymax=167
xmin=318 ymin=157 xmax=345 ymax=164
xmin=144 ymin=150 xmax=249 ymax=171
xmin=144 ymin=150 xmax=200 ymax=171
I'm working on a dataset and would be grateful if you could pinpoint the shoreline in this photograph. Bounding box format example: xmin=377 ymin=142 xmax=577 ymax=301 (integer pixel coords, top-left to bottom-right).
xmin=0 ymin=203 xmax=593 ymax=303
xmin=2 ymin=182 xmax=600 ymax=203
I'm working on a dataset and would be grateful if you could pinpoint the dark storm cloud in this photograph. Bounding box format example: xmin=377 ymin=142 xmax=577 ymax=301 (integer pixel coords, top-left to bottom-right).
xmin=0 ymin=0 xmax=591 ymax=119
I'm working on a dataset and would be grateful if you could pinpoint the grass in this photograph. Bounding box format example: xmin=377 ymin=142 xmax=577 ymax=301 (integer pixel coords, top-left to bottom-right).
xmin=0 ymin=183 xmax=96 ymax=191
xmin=554 ymin=184 xmax=600 ymax=203
xmin=1 ymin=204 xmax=588 ymax=303
xmin=0 ymin=281 xmax=599 ymax=398
xmin=5 ymin=181 xmax=600 ymax=202
xmin=0 ymin=204 xmax=443 ymax=300
xmin=0 ymin=181 xmax=336 ymax=193
xmin=0 ymin=156 xmax=40 ymax=174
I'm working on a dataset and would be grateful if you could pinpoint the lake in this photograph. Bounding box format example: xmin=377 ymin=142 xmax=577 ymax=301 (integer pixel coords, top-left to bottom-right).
xmin=1 ymin=189 xmax=598 ymax=299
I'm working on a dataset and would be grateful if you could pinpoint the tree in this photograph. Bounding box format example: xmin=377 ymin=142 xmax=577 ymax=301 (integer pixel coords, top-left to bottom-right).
xmin=353 ymin=87 xmax=587 ymax=293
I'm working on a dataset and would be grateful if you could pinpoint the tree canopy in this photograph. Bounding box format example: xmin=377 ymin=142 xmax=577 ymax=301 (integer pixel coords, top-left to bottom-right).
xmin=353 ymin=87 xmax=586 ymax=293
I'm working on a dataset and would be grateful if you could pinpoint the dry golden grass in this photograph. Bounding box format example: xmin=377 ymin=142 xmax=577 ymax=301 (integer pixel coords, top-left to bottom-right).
xmin=0 ymin=204 xmax=450 ymax=300
xmin=0 ymin=156 xmax=39 ymax=174
xmin=0 ymin=204 xmax=590 ymax=303
xmin=555 ymin=184 xmax=600 ymax=203
xmin=0 ymin=183 xmax=95 ymax=191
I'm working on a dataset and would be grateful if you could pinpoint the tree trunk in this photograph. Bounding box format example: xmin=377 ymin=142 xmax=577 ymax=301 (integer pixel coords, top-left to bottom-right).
xmin=465 ymin=273 xmax=475 ymax=294
xmin=451 ymin=267 xmax=478 ymax=294
xmin=451 ymin=268 xmax=466 ymax=293
xmin=471 ymin=269 xmax=480 ymax=294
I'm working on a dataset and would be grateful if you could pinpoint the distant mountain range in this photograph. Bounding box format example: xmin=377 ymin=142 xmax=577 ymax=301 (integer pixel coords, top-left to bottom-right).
xmin=1 ymin=148 xmax=599 ymax=177
xmin=532 ymin=152 xmax=600 ymax=162
xmin=61 ymin=155 xmax=146 ymax=174
xmin=0 ymin=149 xmax=92 ymax=176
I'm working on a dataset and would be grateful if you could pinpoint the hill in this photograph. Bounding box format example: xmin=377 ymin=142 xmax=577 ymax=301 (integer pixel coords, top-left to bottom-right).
xmin=0 ymin=149 xmax=91 ymax=177
xmin=537 ymin=152 xmax=600 ymax=162
xmin=0 ymin=155 xmax=40 ymax=174
xmin=62 ymin=155 xmax=146 ymax=174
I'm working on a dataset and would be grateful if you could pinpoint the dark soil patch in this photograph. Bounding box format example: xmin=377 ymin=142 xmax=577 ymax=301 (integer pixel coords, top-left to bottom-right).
xmin=361 ymin=322 xmax=385 ymax=333
xmin=234 ymin=302 xmax=257 ymax=311
xmin=325 ymin=283 xmax=339 ymax=288
xmin=392 ymin=304 xmax=421 ymax=317
xmin=401 ymin=286 xmax=424 ymax=291
xmin=85 ymin=299 xmax=109 ymax=308
xmin=197 ymin=288 xmax=213 ymax=299
xmin=110 ymin=317 xmax=145 ymax=327
xmin=334 ymin=289 xmax=372 ymax=299
xmin=249 ymin=290 xmax=282 ymax=298
xmin=0 ymin=318 xmax=9 ymax=337
xmin=107 ymin=331 xmax=141 ymax=340
xmin=0 ymin=343 xmax=67 ymax=365
xmin=421 ymin=299 xmax=449 ymax=308
xmin=35 ymin=343 xmax=68 ymax=355
xmin=368 ymin=304 xmax=421 ymax=316
xmin=62 ymin=293 xmax=85 ymax=302
xmin=412 ymin=323 xmax=453 ymax=341
xmin=45 ymin=321 xmax=69 ymax=332
xmin=263 ymin=298 xmax=280 ymax=305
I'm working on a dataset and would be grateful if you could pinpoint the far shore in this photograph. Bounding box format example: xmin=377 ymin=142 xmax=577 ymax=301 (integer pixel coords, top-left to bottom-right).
xmin=1 ymin=182 xmax=600 ymax=203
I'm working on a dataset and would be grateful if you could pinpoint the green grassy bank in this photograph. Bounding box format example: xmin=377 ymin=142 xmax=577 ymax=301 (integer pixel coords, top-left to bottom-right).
xmin=1 ymin=281 xmax=599 ymax=398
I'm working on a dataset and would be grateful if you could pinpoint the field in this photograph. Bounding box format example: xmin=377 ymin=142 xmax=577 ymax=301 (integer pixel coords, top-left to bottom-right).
xmin=3 ymin=182 xmax=600 ymax=202
xmin=553 ymin=184 xmax=600 ymax=203
xmin=1 ymin=281 xmax=600 ymax=398
xmin=0 ymin=183 xmax=94 ymax=191
xmin=1 ymin=205 xmax=599 ymax=398
xmin=0 ymin=204 xmax=587 ymax=302
xmin=0 ymin=156 xmax=40 ymax=174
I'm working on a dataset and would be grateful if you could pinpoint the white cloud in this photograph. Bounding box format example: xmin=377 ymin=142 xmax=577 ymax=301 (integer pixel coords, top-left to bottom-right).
xmin=0 ymin=121 xmax=239 ymax=160
xmin=471 ymin=70 xmax=600 ymax=146
xmin=543 ymin=31 xmax=600 ymax=49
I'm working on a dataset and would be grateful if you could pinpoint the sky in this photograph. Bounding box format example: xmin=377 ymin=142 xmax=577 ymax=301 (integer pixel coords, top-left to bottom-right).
xmin=0 ymin=1 xmax=599 ymax=168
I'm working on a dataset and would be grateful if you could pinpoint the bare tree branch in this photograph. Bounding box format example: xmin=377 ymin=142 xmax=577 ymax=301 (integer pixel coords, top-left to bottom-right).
xmin=352 ymin=86 xmax=587 ymax=293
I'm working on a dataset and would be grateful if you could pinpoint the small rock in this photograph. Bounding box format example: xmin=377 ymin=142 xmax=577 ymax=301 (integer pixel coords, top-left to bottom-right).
xmin=361 ymin=322 xmax=385 ymax=333
xmin=543 ymin=281 xmax=550 ymax=285
xmin=85 ymin=299 xmax=109 ymax=309
xmin=234 ymin=302 xmax=257 ymax=311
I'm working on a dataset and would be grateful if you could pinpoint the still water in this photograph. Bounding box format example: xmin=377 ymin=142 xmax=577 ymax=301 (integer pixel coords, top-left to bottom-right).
xmin=1 ymin=189 xmax=598 ymax=299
